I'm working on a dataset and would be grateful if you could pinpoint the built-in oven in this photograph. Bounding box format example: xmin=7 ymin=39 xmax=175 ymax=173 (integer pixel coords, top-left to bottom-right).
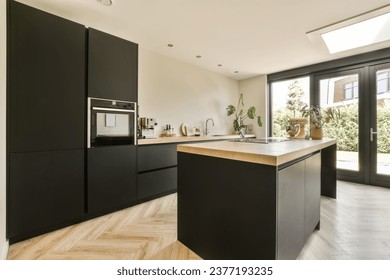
xmin=88 ymin=97 xmax=137 ymax=148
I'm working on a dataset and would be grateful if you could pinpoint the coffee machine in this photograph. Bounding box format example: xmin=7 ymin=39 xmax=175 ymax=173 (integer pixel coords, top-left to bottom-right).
xmin=139 ymin=117 xmax=157 ymax=139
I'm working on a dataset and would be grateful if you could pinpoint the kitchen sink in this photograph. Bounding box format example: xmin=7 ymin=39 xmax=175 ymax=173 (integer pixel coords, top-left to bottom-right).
xmin=230 ymin=137 xmax=290 ymax=144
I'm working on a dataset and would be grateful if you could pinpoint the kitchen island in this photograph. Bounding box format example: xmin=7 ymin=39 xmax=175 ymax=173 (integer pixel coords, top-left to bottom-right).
xmin=177 ymin=138 xmax=336 ymax=260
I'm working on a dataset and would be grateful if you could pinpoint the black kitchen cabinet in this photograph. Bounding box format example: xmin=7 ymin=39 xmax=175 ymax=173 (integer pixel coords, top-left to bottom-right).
xmin=88 ymin=28 xmax=138 ymax=102
xmin=88 ymin=146 xmax=137 ymax=215
xmin=138 ymin=144 xmax=177 ymax=172
xmin=7 ymin=1 xmax=86 ymax=242
xmin=304 ymin=152 xmax=321 ymax=240
xmin=9 ymin=1 xmax=85 ymax=153
xmin=9 ymin=150 xmax=84 ymax=242
xmin=137 ymin=144 xmax=178 ymax=200
xmin=277 ymin=159 xmax=305 ymax=260
xmin=321 ymin=144 xmax=337 ymax=198
xmin=178 ymin=150 xmax=322 ymax=260
xmin=138 ymin=167 xmax=177 ymax=199
xmin=177 ymin=152 xmax=277 ymax=260
xmin=277 ymin=152 xmax=321 ymax=259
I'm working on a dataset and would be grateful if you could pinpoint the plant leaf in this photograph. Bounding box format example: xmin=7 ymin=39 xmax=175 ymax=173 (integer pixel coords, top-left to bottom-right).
xmin=247 ymin=106 xmax=256 ymax=119
xmin=257 ymin=116 xmax=263 ymax=127
xmin=226 ymin=105 xmax=236 ymax=116
xmin=233 ymin=118 xmax=240 ymax=131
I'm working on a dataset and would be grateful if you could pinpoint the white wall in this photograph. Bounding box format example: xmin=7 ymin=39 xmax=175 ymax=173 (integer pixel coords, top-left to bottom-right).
xmin=0 ymin=0 xmax=9 ymax=260
xmin=238 ymin=75 xmax=268 ymax=138
xmin=138 ymin=48 xmax=239 ymax=136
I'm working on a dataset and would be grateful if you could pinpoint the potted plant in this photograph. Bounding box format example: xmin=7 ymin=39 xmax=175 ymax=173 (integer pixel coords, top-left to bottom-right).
xmin=286 ymin=80 xmax=308 ymax=138
xmin=226 ymin=93 xmax=262 ymax=136
xmin=301 ymin=105 xmax=339 ymax=140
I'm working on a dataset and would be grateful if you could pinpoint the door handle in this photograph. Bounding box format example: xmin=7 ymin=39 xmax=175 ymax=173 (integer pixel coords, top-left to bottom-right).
xmin=370 ymin=128 xmax=378 ymax=142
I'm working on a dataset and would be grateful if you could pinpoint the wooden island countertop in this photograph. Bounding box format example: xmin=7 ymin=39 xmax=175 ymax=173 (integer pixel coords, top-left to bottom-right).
xmin=177 ymin=138 xmax=336 ymax=166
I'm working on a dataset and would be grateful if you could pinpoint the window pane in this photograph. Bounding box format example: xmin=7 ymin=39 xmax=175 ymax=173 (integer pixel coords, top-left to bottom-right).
xmin=377 ymin=72 xmax=387 ymax=80
xmin=320 ymin=74 xmax=359 ymax=171
xmin=377 ymin=79 xmax=388 ymax=94
xmin=376 ymin=68 xmax=390 ymax=175
xmin=271 ymin=77 xmax=310 ymax=137
xmin=345 ymin=83 xmax=352 ymax=89
xmin=353 ymin=86 xmax=359 ymax=98
xmin=345 ymin=88 xmax=352 ymax=99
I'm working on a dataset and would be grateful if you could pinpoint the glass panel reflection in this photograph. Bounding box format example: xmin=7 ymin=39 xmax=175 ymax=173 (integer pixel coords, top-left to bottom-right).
xmin=320 ymin=75 xmax=359 ymax=171
xmin=376 ymin=69 xmax=390 ymax=175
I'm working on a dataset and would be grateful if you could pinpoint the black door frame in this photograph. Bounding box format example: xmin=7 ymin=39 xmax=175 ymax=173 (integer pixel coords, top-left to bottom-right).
xmin=268 ymin=48 xmax=390 ymax=188
xmin=368 ymin=62 xmax=390 ymax=188
xmin=313 ymin=68 xmax=367 ymax=184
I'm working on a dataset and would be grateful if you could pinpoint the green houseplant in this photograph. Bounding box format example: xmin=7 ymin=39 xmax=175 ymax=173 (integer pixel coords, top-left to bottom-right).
xmin=226 ymin=93 xmax=262 ymax=134
xmin=301 ymin=105 xmax=339 ymax=140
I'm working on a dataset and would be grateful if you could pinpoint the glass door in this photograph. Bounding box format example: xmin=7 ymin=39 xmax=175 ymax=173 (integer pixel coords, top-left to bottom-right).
xmin=315 ymin=65 xmax=390 ymax=187
xmin=369 ymin=63 xmax=390 ymax=187
xmin=315 ymin=69 xmax=365 ymax=183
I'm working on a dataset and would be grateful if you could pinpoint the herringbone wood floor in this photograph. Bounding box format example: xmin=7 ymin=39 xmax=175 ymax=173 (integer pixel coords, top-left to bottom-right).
xmin=7 ymin=181 xmax=390 ymax=260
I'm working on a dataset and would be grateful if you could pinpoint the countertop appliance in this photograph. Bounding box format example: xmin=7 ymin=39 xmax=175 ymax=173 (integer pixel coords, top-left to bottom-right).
xmin=139 ymin=117 xmax=157 ymax=139
xmin=88 ymin=97 xmax=137 ymax=148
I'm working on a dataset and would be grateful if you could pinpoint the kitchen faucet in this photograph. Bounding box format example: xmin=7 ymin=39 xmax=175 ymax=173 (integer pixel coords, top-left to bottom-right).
xmin=205 ymin=118 xmax=214 ymax=135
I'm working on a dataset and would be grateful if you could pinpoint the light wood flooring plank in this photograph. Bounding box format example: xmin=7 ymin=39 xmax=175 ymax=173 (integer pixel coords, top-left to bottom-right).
xmin=7 ymin=181 xmax=390 ymax=260
xmin=298 ymin=181 xmax=390 ymax=260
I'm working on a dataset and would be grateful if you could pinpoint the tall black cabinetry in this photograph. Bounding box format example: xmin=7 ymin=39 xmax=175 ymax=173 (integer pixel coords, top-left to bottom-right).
xmin=86 ymin=29 xmax=138 ymax=215
xmin=8 ymin=1 xmax=85 ymax=242
xmin=88 ymin=28 xmax=138 ymax=102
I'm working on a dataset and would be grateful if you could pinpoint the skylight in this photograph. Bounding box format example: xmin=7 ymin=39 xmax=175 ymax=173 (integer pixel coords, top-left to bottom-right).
xmin=322 ymin=12 xmax=390 ymax=54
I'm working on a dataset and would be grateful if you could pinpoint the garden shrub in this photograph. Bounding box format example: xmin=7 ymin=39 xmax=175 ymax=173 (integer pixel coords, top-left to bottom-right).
xmin=273 ymin=104 xmax=390 ymax=153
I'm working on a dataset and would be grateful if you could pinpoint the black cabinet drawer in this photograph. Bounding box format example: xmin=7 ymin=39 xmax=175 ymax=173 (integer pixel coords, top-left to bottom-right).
xmin=9 ymin=150 xmax=85 ymax=239
xmin=138 ymin=167 xmax=177 ymax=199
xmin=138 ymin=144 xmax=177 ymax=172
xmin=88 ymin=146 xmax=137 ymax=214
xmin=88 ymin=28 xmax=138 ymax=102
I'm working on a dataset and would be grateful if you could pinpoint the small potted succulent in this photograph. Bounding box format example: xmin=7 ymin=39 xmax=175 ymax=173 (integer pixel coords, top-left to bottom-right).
xmin=226 ymin=93 xmax=262 ymax=136
xmin=301 ymin=105 xmax=339 ymax=140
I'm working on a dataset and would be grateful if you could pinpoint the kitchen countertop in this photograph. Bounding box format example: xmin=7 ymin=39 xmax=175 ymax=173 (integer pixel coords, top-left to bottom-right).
xmin=137 ymin=134 xmax=256 ymax=145
xmin=177 ymin=138 xmax=336 ymax=166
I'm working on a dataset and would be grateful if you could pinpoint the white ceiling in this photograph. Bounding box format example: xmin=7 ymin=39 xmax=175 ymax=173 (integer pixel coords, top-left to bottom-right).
xmin=15 ymin=0 xmax=390 ymax=80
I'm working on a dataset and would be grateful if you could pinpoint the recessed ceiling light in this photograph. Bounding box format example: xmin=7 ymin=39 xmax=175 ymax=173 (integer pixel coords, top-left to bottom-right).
xmin=196 ymin=55 xmax=201 ymax=58
xmin=97 ymin=0 xmax=112 ymax=6
xmin=234 ymin=71 xmax=239 ymax=73
xmin=167 ymin=44 xmax=174 ymax=47
xmin=218 ymin=64 xmax=222 ymax=67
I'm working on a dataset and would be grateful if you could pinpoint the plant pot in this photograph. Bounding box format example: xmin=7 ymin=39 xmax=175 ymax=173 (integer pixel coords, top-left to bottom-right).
xmin=288 ymin=117 xmax=308 ymax=139
xmin=310 ymin=127 xmax=323 ymax=140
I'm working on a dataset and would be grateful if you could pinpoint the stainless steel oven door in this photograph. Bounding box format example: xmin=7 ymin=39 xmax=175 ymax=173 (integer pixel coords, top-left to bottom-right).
xmin=88 ymin=98 xmax=137 ymax=148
